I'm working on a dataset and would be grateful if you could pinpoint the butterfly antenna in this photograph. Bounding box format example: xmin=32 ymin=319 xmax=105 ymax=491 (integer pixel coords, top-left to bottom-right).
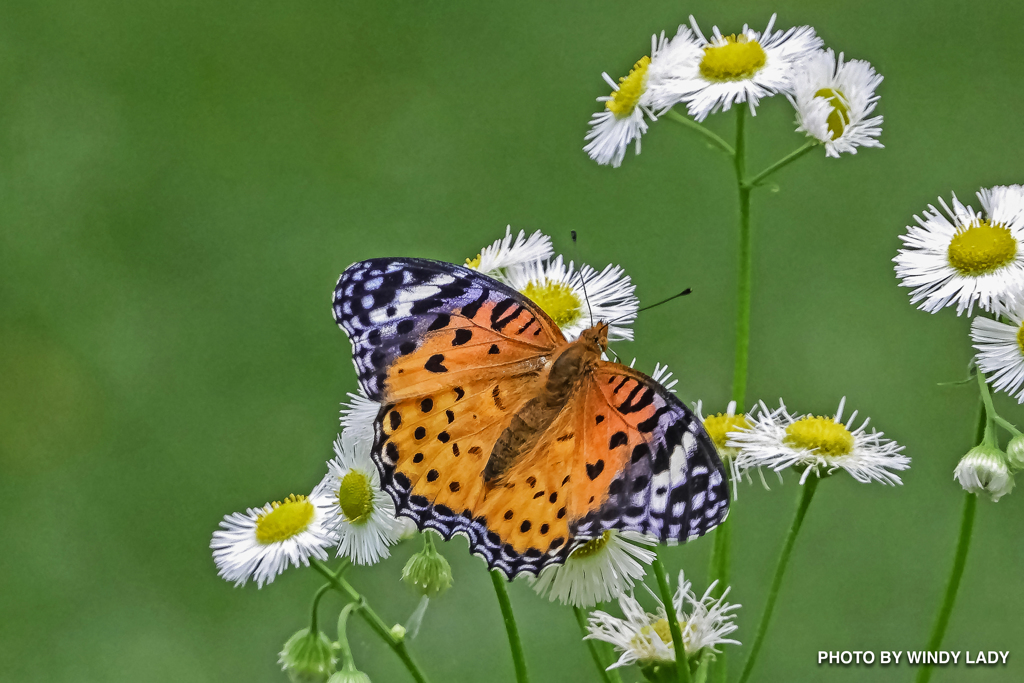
xmin=607 ymin=287 xmax=693 ymax=326
xmin=571 ymin=230 xmax=596 ymax=327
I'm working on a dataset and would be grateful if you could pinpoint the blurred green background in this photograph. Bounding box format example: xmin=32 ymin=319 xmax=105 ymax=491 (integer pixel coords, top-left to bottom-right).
xmin=2 ymin=0 xmax=1022 ymax=681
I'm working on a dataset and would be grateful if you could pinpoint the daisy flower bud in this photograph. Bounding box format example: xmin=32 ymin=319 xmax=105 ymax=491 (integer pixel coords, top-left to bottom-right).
xmin=402 ymin=534 xmax=453 ymax=598
xmin=279 ymin=628 xmax=337 ymax=683
xmin=954 ymin=444 xmax=1015 ymax=502
xmin=326 ymin=670 xmax=371 ymax=683
xmin=1005 ymin=434 xmax=1024 ymax=470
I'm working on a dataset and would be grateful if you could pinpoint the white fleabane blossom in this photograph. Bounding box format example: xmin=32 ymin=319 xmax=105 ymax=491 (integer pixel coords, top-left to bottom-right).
xmin=340 ymin=391 xmax=380 ymax=445
xmin=467 ymin=227 xmax=554 ymax=279
xmin=696 ymin=399 xmax=762 ymax=497
xmin=212 ymin=491 xmax=336 ymax=588
xmin=584 ymin=27 xmax=701 ymax=167
xmin=587 ymin=571 xmax=740 ymax=669
xmin=316 ymin=431 xmax=404 ymax=565
xmin=666 ymin=13 xmax=821 ymax=121
xmin=505 ymin=255 xmax=638 ymax=341
xmin=731 ymin=398 xmax=909 ymax=485
xmin=894 ymin=187 xmax=1024 ymax=316
xmin=530 ymin=531 xmax=655 ymax=608
xmin=971 ymin=301 xmax=1024 ymax=403
xmin=789 ymin=49 xmax=883 ymax=157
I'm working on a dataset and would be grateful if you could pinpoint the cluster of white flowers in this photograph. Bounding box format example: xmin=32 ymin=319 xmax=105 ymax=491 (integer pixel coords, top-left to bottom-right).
xmin=895 ymin=184 xmax=1024 ymax=501
xmin=585 ymin=13 xmax=883 ymax=167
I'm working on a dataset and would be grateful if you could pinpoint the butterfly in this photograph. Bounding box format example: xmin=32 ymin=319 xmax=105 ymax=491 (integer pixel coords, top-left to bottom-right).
xmin=333 ymin=257 xmax=729 ymax=577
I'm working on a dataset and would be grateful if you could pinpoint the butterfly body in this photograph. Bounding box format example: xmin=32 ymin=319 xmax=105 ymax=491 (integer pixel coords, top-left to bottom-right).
xmin=334 ymin=257 xmax=728 ymax=577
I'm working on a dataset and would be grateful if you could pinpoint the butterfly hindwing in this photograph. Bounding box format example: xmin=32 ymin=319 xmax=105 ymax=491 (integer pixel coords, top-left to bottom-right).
xmin=334 ymin=258 xmax=564 ymax=401
xmin=374 ymin=375 xmax=576 ymax=576
xmin=573 ymin=364 xmax=729 ymax=543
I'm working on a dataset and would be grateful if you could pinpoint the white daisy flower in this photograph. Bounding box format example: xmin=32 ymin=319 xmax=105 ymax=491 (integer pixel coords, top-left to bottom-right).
xmin=584 ymin=27 xmax=701 ymax=167
xmin=529 ymin=531 xmax=655 ymax=608
xmin=894 ymin=187 xmax=1024 ymax=316
xmin=466 ymin=226 xmax=554 ymax=280
xmin=587 ymin=571 xmax=740 ymax=669
xmin=789 ymin=49 xmax=883 ymax=157
xmin=972 ymin=305 xmax=1024 ymax=403
xmin=340 ymin=391 xmax=380 ymax=445
xmin=695 ymin=399 xmax=762 ymax=497
xmin=505 ymin=255 xmax=638 ymax=341
xmin=954 ymin=444 xmax=1014 ymax=502
xmin=649 ymin=361 xmax=679 ymax=393
xmin=316 ymin=431 xmax=404 ymax=565
xmin=668 ymin=13 xmax=821 ymax=122
xmin=731 ymin=398 xmax=910 ymax=485
xmin=211 ymin=491 xmax=335 ymax=588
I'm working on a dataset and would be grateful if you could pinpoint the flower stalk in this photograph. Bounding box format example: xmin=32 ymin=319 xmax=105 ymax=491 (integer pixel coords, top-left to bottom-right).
xmin=491 ymin=570 xmax=530 ymax=683
xmin=652 ymin=553 xmax=692 ymax=683
xmin=736 ymin=473 xmax=820 ymax=683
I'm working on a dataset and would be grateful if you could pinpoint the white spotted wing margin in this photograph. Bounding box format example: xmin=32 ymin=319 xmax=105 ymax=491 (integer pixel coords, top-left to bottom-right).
xmin=575 ymin=367 xmax=730 ymax=545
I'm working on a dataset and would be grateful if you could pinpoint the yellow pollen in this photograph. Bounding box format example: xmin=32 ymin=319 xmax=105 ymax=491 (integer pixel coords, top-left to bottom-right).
xmin=703 ymin=413 xmax=751 ymax=452
xmin=522 ymin=280 xmax=583 ymax=328
xmin=814 ymin=88 xmax=851 ymax=139
xmin=699 ymin=35 xmax=767 ymax=82
xmin=784 ymin=416 xmax=854 ymax=457
xmin=465 ymin=254 xmax=482 ymax=269
xmin=946 ymin=220 xmax=1017 ymax=276
xmin=338 ymin=470 xmax=374 ymax=524
xmin=570 ymin=531 xmax=613 ymax=559
xmin=1017 ymin=322 xmax=1024 ymax=356
xmin=255 ymin=494 xmax=315 ymax=545
xmin=635 ymin=619 xmax=693 ymax=650
xmin=605 ymin=56 xmax=651 ymax=119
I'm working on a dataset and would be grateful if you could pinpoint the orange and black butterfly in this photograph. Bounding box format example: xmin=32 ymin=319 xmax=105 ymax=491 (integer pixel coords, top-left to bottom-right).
xmin=333 ymin=258 xmax=729 ymax=577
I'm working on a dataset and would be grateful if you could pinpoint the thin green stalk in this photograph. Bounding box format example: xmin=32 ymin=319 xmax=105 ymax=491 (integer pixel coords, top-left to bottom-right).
xmin=309 ymin=582 xmax=332 ymax=632
xmin=311 ymin=559 xmax=430 ymax=683
xmin=693 ymin=651 xmax=712 ymax=683
xmin=732 ymin=106 xmax=751 ymax=413
xmin=335 ymin=601 xmax=361 ymax=672
xmin=664 ymin=108 xmax=735 ymax=157
xmin=744 ymin=141 xmax=817 ymax=188
xmin=915 ymin=406 xmax=984 ymax=683
xmin=490 ymin=570 xmax=530 ymax=683
xmin=736 ymin=474 xmax=820 ymax=683
xmin=652 ymin=553 xmax=692 ymax=683
xmin=574 ymin=606 xmax=620 ymax=683
xmin=706 ymin=515 xmax=731 ymax=683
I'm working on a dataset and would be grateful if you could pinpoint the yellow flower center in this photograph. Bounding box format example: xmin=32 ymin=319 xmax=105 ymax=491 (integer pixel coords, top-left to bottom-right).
xmin=1017 ymin=322 xmax=1024 ymax=356
xmin=784 ymin=416 xmax=854 ymax=457
xmin=814 ymin=88 xmax=851 ymax=140
xmin=703 ymin=413 xmax=751 ymax=452
xmin=570 ymin=531 xmax=613 ymax=559
xmin=634 ymin=619 xmax=694 ymax=651
xmin=465 ymin=254 xmax=482 ymax=269
xmin=338 ymin=470 xmax=374 ymax=524
xmin=255 ymin=494 xmax=315 ymax=545
xmin=946 ymin=220 xmax=1017 ymax=276
xmin=605 ymin=56 xmax=651 ymax=119
xmin=699 ymin=35 xmax=767 ymax=82
xmin=522 ymin=280 xmax=583 ymax=329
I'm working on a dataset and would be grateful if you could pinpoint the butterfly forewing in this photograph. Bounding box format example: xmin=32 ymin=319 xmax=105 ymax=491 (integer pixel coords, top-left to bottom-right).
xmin=334 ymin=258 xmax=564 ymax=401
xmin=573 ymin=364 xmax=729 ymax=543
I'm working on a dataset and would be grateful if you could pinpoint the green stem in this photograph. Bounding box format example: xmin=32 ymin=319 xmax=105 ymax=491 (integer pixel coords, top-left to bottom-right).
xmin=706 ymin=515 xmax=731 ymax=683
xmin=732 ymin=106 xmax=751 ymax=412
xmin=335 ymin=601 xmax=361 ymax=672
xmin=652 ymin=553 xmax=692 ymax=683
xmin=743 ymin=141 xmax=817 ymax=188
xmin=574 ymin=606 xmax=620 ymax=683
xmin=693 ymin=651 xmax=712 ymax=683
xmin=490 ymin=570 xmax=530 ymax=683
xmin=309 ymin=582 xmax=332 ymax=633
xmin=915 ymin=407 xmax=983 ymax=683
xmin=310 ymin=559 xmax=430 ymax=683
xmin=664 ymin=108 xmax=735 ymax=157
xmin=737 ymin=474 xmax=819 ymax=683
xmin=976 ymin=368 xmax=999 ymax=447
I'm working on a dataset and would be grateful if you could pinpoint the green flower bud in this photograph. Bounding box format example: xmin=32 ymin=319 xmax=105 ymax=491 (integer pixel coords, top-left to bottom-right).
xmin=326 ymin=669 xmax=371 ymax=683
xmin=1005 ymin=434 xmax=1024 ymax=470
xmin=954 ymin=444 xmax=1015 ymax=502
xmin=279 ymin=628 xmax=337 ymax=683
xmin=402 ymin=535 xmax=452 ymax=598
xmin=389 ymin=624 xmax=407 ymax=642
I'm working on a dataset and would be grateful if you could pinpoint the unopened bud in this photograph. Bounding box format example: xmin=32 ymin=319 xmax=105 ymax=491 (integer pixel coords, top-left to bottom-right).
xmin=279 ymin=628 xmax=336 ymax=683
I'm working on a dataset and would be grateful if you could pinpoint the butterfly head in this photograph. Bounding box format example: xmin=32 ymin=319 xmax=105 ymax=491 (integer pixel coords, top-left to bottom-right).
xmin=577 ymin=321 xmax=610 ymax=356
